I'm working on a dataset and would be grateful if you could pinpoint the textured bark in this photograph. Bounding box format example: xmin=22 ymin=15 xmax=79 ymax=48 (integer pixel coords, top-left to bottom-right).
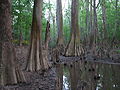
xmin=90 ymin=0 xmax=98 ymax=55
xmin=89 ymin=0 xmax=93 ymax=48
xmin=56 ymin=0 xmax=64 ymax=45
xmin=101 ymin=0 xmax=107 ymax=39
xmin=64 ymin=0 xmax=84 ymax=56
xmin=93 ymin=0 xmax=98 ymax=44
xmin=0 ymin=0 xmax=25 ymax=86
xmin=89 ymin=0 xmax=93 ymax=33
xmin=26 ymin=0 xmax=50 ymax=72
xmin=115 ymin=0 xmax=119 ymax=36
xmin=55 ymin=0 xmax=65 ymax=56
xmin=85 ymin=0 xmax=90 ymax=34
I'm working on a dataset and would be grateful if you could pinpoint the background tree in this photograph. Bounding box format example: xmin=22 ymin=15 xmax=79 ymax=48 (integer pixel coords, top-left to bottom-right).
xmin=26 ymin=0 xmax=50 ymax=71
xmin=101 ymin=0 xmax=107 ymax=39
xmin=0 ymin=0 xmax=25 ymax=85
xmin=64 ymin=0 xmax=84 ymax=56
xmin=56 ymin=0 xmax=64 ymax=49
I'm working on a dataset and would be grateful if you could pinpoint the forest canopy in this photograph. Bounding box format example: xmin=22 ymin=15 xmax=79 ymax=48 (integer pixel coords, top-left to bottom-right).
xmin=12 ymin=0 xmax=120 ymax=47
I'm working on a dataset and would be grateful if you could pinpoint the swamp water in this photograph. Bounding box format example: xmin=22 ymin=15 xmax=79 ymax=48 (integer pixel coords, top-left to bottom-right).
xmin=55 ymin=61 xmax=120 ymax=90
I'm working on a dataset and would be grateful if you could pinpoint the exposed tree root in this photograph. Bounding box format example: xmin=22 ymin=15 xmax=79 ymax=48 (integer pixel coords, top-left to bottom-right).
xmin=26 ymin=47 xmax=51 ymax=72
xmin=0 ymin=43 xmax=26 ymax=86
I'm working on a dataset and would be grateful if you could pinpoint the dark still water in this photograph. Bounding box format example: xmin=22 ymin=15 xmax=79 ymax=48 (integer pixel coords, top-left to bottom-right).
xmin=55 ymin=61 xmax=120 ymax=90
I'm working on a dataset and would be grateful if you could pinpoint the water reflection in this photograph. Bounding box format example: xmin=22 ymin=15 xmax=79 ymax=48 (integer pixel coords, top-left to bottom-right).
xmin=56 ymin=61 xmax=120 ymax=90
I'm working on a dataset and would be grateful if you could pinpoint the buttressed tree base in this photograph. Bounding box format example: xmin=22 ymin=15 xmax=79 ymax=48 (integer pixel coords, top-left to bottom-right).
xmin=0 ymin=0 xmax=26 ymax=86
xmin=64 ymin=0 xmax=84 ymax=57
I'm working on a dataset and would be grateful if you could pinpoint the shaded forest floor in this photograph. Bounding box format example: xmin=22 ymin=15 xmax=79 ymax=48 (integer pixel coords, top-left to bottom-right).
xmin=0 ymin=46 xmax=120 ymax=90
xmin=0 ymin=46 xmax=56 ymax=90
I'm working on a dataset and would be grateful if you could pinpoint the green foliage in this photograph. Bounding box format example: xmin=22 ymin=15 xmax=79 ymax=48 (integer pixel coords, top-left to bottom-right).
xmin=12 ymin=0 xmax=120 ymax=47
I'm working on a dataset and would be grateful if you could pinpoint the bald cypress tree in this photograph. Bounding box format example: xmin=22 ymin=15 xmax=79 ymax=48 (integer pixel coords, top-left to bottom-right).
xmin=56 ymin=0 xmax=64 ymax=52
xmin=26 ymin=0 xmax=51 ymax=71
xmin=0 ymin=0 xmax=25 ymax=85
xmin=64 ymin=0 xmax=84 ymax=56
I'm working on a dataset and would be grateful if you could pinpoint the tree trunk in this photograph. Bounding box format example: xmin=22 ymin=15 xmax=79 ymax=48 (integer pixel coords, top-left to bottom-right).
xmin=0 ymin=0 xmax=25 ymax=85
xmin=90 ymin=0 xmax=98 ymax=55
xmin=114 ymin=0 xmax=119 ymax=39
xmin=101 ymin=0 xmax=107 ymax=39
xmin=26 ymin=0 xmax=51 ymax=72
xmin=56 ymin=0 xmax=64 ymax=46
xmin=56 ymin=0 xmax=65 ymax=55
xmin=85 ymin=0 xmax=90 ymax=34
xmin=89 ymin=0 xmax=93 ymax=48
xmin=44 ymin=21 xmax=50 ymax=50
xmin=64 ymin=0 xmax=84 ymax=56
xmin=89 ymin=0 xmax=93 ymax=33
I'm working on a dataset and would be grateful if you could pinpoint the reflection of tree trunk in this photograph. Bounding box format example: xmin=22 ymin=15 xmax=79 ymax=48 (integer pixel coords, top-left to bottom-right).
xmin=0 ymin=0 xmax=26 ymax=85
xmin=69 ymin=64 xmax=77 ymax=90
xmin=111 ymin=65 xmax=120 ymax=90
xmin=88 ymin=62 xmax=97 ymax=90
xmin=102 ymin=64 xmax=112 ymax=90
xmin=26 ymin=0 xmax=50 ymax=71
xmin=69 ymin=62 xmax=80 ymax=90
xmin=55 ymin=64 xmax=63 ymax=90
xmin=64 ymin=0 xmax=84 ymax=56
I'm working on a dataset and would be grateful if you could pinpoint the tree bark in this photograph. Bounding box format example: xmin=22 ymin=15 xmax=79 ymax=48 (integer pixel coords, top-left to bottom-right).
xmin=44 ymin=21 xmax=50 ymax=50
xmin=0 ymin=0 xmax=25 ymax=85
xmin=26 ymin=0 xmax=51 ymax=71
xmin=55 ymin=0 xmax=65 ymax=56
xmin=90 ymin=0 xmax=98 ymax=55
xmin=56 ymin=0 xmax=64 ymax=45
xmin=64 ymin=0 xmax=84 ymax=56
xmin=101 ymin=0 xmax=107 ymax=39
xmin=89 ymin=0 xmax=93 ymax=33
xmin=85 ymin=0 xmax=90 ymax=34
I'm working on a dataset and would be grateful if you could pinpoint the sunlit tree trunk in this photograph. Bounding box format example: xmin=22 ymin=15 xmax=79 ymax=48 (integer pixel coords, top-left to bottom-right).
xmin=64 ymin=0 xmax=84 ymax=56
xmin=26 ymin=0 xmax=51 ymax=71
xmin=0 ymin=0 xmax=26 ymax=85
